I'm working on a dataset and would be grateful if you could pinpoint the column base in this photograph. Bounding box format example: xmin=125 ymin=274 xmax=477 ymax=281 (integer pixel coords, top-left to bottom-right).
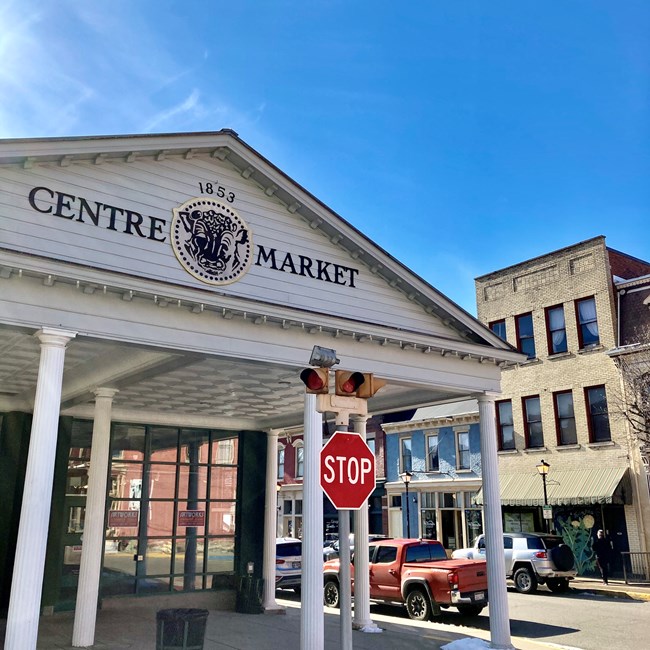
xmin=263 ymin=605 xmax=286 ymax=615
xmin=352 ymin=622 xmax=382 ymax=633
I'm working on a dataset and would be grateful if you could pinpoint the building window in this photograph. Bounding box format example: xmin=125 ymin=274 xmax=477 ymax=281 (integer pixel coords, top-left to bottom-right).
xmin=545 ymin=305 xmax=567 ymax=355
xmin=585 ymin=385 xmax=611 ymax=442
xmin=554 ymin=390 xmax=577 ymax=445
xmin=456 ymin=431 xmax=470 ymax=470
xmin=515 ymin=312 xmax=536 ymax=359
xmin=522 ymin=396 xmax=544 ymax=448
xmin=400 ymin=437 xmax=412 ymax=473
xmin=366 ymin=438 xmax=376 ymax=456
xmin=490 ymin=319 xmax=507 ymax=341
xmin=277 ymin=446 xmax=285 ymax=480
xmin=295 ymin=441 xmax=304 ymax=478
xmin=576 ymin=297 xmax=599 ymax=348
xmin=426 ymin=433 xmax=439 ymax=472
xmin=496 ymin=400 xmax=515 ymax=450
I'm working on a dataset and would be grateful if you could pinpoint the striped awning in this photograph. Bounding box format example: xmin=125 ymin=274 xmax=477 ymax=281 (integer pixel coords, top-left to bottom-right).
xmin=474 ymin=466 xmax=629 ymax=507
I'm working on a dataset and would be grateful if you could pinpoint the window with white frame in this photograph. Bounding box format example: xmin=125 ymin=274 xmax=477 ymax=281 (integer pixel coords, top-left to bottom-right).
xmin=400 ymin=437 xmax=412 ymax=473
xmin=277 ymin=445 xmax=285 ymax=480
xmin=426 ymin=432 xmax=439 ymax=472
xmin=294 ymin=441 xmax=304 ymax=478
xmin=456 ymin=431 xmax=470 ymax=470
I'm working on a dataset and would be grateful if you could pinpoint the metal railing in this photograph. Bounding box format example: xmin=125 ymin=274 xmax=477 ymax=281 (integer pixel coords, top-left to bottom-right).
xmin=621 ymin=552 xmax=650 ymax=584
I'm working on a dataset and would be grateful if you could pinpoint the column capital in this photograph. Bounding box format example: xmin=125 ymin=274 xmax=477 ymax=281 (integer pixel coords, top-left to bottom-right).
xmin=93 ymin=387 xmax=119 ymax=399
xmin=350 ymin=413 xmax=370 ymax=423
xmin=476 ymin=391 xmax=500 ymax=404
xmin=35 ymin=327 xmax=77 ymax=347
xmin=265 ymin=428 xmax=281 ymax=439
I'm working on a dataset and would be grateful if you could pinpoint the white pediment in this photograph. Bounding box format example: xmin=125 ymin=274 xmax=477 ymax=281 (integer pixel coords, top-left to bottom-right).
xmin=0 ymin=131 xmax=511 ymax=350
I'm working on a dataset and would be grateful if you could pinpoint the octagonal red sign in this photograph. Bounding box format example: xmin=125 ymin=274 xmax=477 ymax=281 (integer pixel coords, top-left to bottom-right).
xmin=320 ymin=431 xmax=376 ymax=510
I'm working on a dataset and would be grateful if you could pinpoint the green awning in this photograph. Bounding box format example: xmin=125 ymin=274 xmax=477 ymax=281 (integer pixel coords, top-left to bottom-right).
xmin=474 ymin=466 xmax=629 ymax=507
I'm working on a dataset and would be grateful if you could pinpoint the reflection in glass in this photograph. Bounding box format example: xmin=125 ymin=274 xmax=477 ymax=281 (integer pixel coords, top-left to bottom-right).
xmin=212 ymin=437 xmax=238 ymax=465
xmin=179 ymin=466 xmax=208 ymax=500
xmin=208 ymin=502 xmax=236 ymax=535
xmin=144 ymin=538 xmax=172 ymax=575
xmin=146 ymin=501 xmax=176 ymax=537
xmin=111 ymin=424 xmax=145 ymax=460
xmin=206 ymin=538 xmax=235 ymax=574
xmin=67 ymin=506 xmax=85 ymax=533
xmin=210 ymin=466 xmax=237 ymax=500
xmin=173 ymin=576 xmax=203 ymax=591
xmin=148 ymin=464 xmax=178 ymax=499
xmin=109 ymin=462 xmax=143 ymax=499
xmin=180 ymin=429 xmax=210 ymax=463
xmin=66 ymin=461 xmax=89 ymax=495
xmin=103 ymin=543 xmax=137 ymax=577
xmin=149 ymin=427 xmax=178 ymax=462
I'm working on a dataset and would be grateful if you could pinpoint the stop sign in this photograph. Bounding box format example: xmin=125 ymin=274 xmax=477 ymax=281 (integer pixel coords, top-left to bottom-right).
xmin=320 ymin=432 xmax=376 ymax=510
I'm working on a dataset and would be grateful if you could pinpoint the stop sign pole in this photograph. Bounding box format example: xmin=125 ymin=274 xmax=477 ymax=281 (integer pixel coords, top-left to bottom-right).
xmin=320 ymin=430 xmax=376 ymax=650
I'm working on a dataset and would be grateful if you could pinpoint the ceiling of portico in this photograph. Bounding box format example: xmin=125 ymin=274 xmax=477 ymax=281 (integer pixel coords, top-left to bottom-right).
xmin=0 ymin=326 xmax=460 ymax=431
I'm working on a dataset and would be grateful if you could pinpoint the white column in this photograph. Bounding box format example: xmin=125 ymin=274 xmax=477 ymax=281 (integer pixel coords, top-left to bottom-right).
xmin=262 ymin=429 xmax=284 ymax=613
xmin=4 ymin=328 xmax=77 ymax=650
xmin=300 ymin=394 xmax=324 ymax=650
xmin=351 ymin=414 xmax=380 ymax=632
xmin=478 ymin=393 xmax=513 ymax=650
xmin=72 ymin=387 xmax=118 ymax=647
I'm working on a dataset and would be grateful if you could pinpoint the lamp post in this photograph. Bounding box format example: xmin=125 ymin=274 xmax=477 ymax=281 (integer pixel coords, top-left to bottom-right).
xmin=536 ymin=459 xmax=551 ymax=533
xmin=400 ymin=471 xmax=413 ymax=538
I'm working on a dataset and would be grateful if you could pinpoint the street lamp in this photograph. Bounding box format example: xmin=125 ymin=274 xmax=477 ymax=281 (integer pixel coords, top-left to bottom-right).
xmin=536 ymin=459 xmax=551 ymax=533
xmin=400 ymin=471 xmax=413 ymax=538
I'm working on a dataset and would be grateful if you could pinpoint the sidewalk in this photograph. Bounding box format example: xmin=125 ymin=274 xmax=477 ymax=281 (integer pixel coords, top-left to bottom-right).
xmin=569 ymin=576 xmax=650 ymax=601
xmin=1 ymin=579 xmax=648 ymax=650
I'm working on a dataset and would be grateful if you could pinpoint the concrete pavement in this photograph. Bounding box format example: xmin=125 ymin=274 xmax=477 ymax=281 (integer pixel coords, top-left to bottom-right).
xmin=1 ymin=579 xmax=648 ymax=649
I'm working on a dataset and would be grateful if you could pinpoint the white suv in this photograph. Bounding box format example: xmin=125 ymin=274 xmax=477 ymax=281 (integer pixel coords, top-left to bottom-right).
xmin=452 ymin=533 xmax=576 ymax=594
xmin=276 ymin=537 xmax=302 ymax=592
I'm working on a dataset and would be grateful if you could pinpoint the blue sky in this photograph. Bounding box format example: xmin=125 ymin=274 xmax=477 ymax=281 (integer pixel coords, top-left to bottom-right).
xmin=1 ymin=1 xmax=649 ymax=314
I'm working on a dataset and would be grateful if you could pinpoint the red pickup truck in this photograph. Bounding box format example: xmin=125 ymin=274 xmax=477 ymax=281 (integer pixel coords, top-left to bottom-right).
xmin=323 ymin=538 xmax=488 ymax=621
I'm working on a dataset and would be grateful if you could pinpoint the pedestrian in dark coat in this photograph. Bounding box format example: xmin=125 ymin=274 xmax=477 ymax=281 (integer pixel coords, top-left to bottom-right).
xmin=593 ymin=529 xmax=612 ymax=585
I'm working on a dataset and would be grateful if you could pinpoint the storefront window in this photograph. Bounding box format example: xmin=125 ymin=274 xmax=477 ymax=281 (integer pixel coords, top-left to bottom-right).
xmin=101 ymin=423 xmax=238 ymax=597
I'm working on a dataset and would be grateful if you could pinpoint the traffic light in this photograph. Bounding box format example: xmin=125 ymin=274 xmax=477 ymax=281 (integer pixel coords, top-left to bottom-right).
xmin=299 ymin=367 xmax=329 ymax=394
xmin=335 ymin=371 xmax=387 ymax=399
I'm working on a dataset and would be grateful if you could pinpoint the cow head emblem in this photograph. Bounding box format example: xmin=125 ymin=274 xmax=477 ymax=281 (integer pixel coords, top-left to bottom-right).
xmin=171 ymin=198 xmax=253 ymax=285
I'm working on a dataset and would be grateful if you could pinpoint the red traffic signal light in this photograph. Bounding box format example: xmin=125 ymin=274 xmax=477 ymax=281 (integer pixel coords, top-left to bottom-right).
xmin=335 ymin=371 xmax=387 ymax=398
xmin=299 ymin=367 xmax=329 ymax=394
xmin=335 ymin=371 xmax=365 ymax=395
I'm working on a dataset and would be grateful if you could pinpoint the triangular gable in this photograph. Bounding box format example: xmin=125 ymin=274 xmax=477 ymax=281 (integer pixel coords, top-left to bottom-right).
xmin=0 ymin=131 xmax=514 ymax=353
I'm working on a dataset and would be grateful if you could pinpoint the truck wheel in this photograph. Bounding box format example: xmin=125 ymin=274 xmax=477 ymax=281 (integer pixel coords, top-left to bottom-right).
xmin=405 ymin=587 xmax=432 ymax=621
xmin=324 ymin=579 xmax=340 ymax=608
xmin=546 ymin=578 xmax=570 ymax=593
xmin=513 ymin=567 xmax=538 ymax=594
xmin=457 ymin=604 xmax=484 ymax=617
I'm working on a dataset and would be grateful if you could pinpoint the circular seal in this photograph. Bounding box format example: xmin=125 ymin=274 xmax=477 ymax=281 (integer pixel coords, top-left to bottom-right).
xmin=171 ymin=198 xmax=253 ymax=285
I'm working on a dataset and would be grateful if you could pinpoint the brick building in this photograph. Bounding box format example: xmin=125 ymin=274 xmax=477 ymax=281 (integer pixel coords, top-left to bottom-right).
xmin=474 ymin=236 xmax=650 ymax=576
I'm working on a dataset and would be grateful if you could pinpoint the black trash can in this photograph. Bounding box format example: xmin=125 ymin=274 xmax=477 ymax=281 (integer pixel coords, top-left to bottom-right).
xmin=156 ymin=608 xmax=209 ymax=650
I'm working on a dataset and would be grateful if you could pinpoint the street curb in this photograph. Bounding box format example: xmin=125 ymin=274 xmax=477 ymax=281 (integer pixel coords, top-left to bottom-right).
xmin=570 ymin=586 xmax=650 ymax=602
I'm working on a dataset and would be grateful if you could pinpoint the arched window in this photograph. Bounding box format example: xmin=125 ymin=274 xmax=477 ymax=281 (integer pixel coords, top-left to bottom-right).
xmin=294 ymin=441 xmax=304 ymax=478
xmin=277 ymin=444 xmax=285 ymax=480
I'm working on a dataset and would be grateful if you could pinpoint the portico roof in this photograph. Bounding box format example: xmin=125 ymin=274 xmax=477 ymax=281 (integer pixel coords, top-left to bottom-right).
xmin=0 ymin=131 xmax=524 ymax=428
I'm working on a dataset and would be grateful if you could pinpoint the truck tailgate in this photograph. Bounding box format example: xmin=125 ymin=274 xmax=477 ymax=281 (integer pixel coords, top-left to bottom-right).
xmin=445 ymin=559 xmax=487 ymax=592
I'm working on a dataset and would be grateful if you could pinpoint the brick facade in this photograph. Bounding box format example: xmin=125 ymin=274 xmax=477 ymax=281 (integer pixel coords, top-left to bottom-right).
xmin=475 ymin=236 xmax=650 ymax=560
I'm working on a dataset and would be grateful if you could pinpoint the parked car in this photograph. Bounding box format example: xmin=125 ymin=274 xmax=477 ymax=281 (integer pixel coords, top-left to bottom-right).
xmin=276 ymin=537 xmax=302 ymax=592
xmin=451 ymin=532 xmax=576 ymax=594
xmin=323 ymin=538 xmax=488 ymax=620
xmin=322 ymin=534 xmax=389 ymax=561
